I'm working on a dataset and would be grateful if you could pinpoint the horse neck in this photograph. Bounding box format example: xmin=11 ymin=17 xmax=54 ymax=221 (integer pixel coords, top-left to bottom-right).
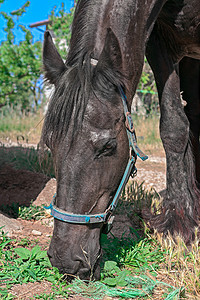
xmin=66 ymin=0 xmax=167 ymax=98
xmin=108 ymin=0 xmax=167 ymax=91
xmin=66 ymin=0 xmax=107 ymax=66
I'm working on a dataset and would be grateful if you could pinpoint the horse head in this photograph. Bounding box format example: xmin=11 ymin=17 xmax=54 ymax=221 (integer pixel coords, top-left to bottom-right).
xmin=41 ymin=30 xmax=130 ymax=279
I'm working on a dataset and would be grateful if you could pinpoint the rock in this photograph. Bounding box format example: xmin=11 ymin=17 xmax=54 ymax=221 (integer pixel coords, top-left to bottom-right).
xmin=34 ymin=178 xmax=56 ymax=207
xmin=32 ymin=230 xmax=42 ymax=236
xmin=41 ymin=218 xmax=54 ymax=227
xmin=0 ymin=212 xmax=22 ymax=234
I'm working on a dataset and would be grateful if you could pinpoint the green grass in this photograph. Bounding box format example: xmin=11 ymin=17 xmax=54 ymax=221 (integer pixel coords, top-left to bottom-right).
xmin=1 ymin=188 xmax=199 ymax=299
xmin=0 ymin=230 xmax=70 ymax=299
xmin=0 ymin=201 xmax=47 ymax=220
xmin=0 ymin=224 xmax=188 ymax=300
xmin=18 ymin=203 xmax=47 ymax=221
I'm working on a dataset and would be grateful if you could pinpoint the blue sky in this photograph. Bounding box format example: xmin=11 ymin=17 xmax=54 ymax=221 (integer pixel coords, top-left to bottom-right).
xmin=0 ymin=0 xmax=74 ymax=43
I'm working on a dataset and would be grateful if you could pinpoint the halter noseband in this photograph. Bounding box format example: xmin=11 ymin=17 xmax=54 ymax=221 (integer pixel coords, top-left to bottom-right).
xmin=45 ymin=87 xmax=148 ymax=232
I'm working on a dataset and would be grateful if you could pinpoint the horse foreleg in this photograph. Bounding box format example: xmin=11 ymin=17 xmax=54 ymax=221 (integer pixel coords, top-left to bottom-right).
xmin=179 ymin=57 xmax=200 ymax=185
xmin=145 ymin=28 xmax=200 ymax=243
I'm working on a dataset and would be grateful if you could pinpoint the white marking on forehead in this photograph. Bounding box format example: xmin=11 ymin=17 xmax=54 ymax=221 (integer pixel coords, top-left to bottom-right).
xmin=91 ymin=58 xmax=98 ymax=66
xmin=90 ymin=130 xmax=112 ymax=143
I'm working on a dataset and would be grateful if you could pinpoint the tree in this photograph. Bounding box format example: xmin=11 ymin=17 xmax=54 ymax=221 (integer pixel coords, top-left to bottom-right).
xmin=0 ymin=0 xmax=157 ymax=115
xmin=0 ymin=1 xmax=77 ymax=112
xmin=48 ymin=2 xmax=76 ymax=60
xmin=136 ymin=58 xmax=158 ymax=115
xmin=0 ymin=1 xmax=42 ymax=112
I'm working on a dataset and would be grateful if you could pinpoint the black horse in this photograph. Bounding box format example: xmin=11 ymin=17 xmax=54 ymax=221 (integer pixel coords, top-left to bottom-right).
xmin=40 ymin=0 xmax=200 ymax=280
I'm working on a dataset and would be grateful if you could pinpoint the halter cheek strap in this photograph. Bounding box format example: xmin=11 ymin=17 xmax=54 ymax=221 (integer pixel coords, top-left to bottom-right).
xmin=44 ymin=88 xmax=148 ymax=231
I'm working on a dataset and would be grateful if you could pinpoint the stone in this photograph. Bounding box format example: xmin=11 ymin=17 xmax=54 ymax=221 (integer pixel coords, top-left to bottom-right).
xmin=0 ymin=212 xmax=22 ymax=234
xmin=34 ymin=178 xmax=56 ymax=207
xmin=32 ymin=230 xmax=42 ymax=236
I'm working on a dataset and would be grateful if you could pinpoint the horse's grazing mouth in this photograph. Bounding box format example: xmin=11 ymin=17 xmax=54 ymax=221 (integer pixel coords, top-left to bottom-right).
xmin=47 ymin=222 xmax=103 ymax=280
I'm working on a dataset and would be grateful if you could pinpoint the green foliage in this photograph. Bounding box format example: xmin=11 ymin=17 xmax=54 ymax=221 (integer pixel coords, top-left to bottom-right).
xmin=0 ymin=222 xmax=187 ymax=299
xmin=0 ymin=230 xmax=70 ymax=299
xmin=0 ymin=201 xmax=48 ymax=221
xmin=101 ymin=233 xmax=164 ymax=273
xmin=138 ymin=58 xmax=156 ymax=93
xmin=0 ymin=0 xmax=158 ymax=115
xmin=0 ymin=288 xmax=14 ymax=300
xmin=71 ymin=270 xmax=182 ymax=299
xmin=136 ymin=58 xmax=158 ymax=116
xmin=101 ymin=268 xmax=157 ymax=298
xmin=101 ymin=261 xmax=130 ymax=287
xmin=10 ymin=1 xmax=30 ymax=17
xmin=0 ymin=1 xmax=78 ymax=113
xmin=0 ymin=227 xmax=13 ymax=259
xmin=0 ymin=245 xmax=51 ymax=284
xmin=0 ymin=1 xmax=42 ymax=111
xmin=48 ymin=2 xmax=76 ymax=60
xmin=19 ymin=203 xmax=47 ymax=221
xmin=99 ymin=236 xmax=185 ymax=299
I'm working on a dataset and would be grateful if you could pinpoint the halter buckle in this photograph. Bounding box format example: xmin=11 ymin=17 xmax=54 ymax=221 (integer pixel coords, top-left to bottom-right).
xmin=102 ymin=215 xmax=115 ymax=234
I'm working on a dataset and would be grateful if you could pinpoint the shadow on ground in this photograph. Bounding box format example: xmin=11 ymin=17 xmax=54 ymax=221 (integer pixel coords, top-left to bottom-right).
xmin=0 ymin=146 xmax=51 ymax=217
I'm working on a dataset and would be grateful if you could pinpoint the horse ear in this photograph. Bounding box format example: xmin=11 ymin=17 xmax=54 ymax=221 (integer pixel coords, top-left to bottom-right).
xmin=43 ymin=31 xmax=66 ymax=84
xmin=97 ymin=28 xmax=122 ymax=71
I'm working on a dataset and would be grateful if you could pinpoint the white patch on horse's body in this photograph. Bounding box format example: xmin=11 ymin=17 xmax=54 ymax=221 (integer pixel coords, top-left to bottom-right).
xmin=90 ymin=130 xmax=112 ymax=143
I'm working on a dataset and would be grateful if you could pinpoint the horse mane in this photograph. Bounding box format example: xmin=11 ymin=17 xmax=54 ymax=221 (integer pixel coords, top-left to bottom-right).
xmin=40 ymin=1 xmax=124 ymax=149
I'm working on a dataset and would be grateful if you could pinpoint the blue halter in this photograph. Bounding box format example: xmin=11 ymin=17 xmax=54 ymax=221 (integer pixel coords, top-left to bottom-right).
xmin=44 ymin=88 xmax=148 ymax=231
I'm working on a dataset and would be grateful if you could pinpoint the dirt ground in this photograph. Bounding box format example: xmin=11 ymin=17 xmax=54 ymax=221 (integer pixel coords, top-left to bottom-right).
xmin=0 ymin=144 xmax=166 ymax=299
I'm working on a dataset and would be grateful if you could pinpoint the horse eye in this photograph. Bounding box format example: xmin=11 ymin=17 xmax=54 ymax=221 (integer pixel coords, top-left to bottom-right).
xmin=105 ymin=144 xmax=113 ymax=149
xmin=95 ymin=139 xmax=117 ymax=158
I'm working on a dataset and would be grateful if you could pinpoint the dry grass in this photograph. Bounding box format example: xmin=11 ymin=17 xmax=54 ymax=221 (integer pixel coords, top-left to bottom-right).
xmin=143 ymin=190 xmax=200 ymax=299
xmin=154 ymin=231 xmax=200 ymax=299
xmin=133 ymin=114 xmax=161 ymax=149
xmin=0 ymin=110 xmax=44 ymax=145
xmin=119 ymin=180 xmax=200 ymax=299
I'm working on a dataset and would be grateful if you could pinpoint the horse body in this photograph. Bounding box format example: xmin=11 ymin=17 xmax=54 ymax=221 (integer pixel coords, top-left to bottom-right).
xmin=41 ymin=0 xmax=200 ymax=279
